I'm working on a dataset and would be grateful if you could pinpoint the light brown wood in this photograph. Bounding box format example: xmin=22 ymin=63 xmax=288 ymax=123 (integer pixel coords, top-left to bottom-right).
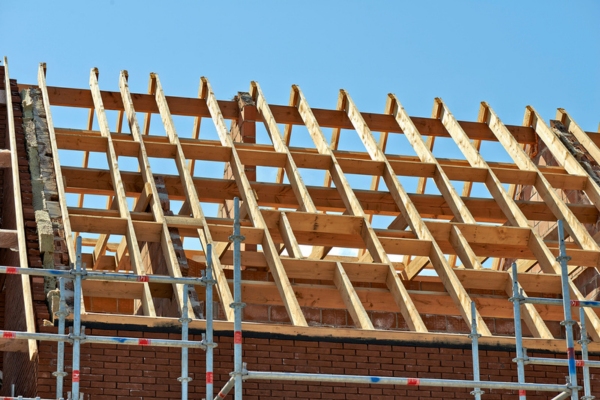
xmin=151 ymin=73 xmax=236 ymax=321
xmin=201 ymin=77 xmax=307 ymax=327
xmin=5 ymin=58 xmax=37 ymax=357
xmin=435 ymin=97 xmax=567 ymax=339
xmin=333 ymin=262 xmax=374 ymax=330
xmin=390 ymin=94 xmax=481 ymax=275
xmin=81 ymin=311 xmax=600 ymax=353
xmin=292 ymin=85 xmax=427 ymax=332
xmin=90 ymin=69 xmax=156 ymax=317
xmin=118 ymin=72 xmax=196 ymax=318
xmin=342 ymin=90 xmax=491 ymax=336
xmin=279 ymin=212 xmax=304 ymax=259
xmin=521 ymin=105 xmax=600 ymax=339
xmin=26 ymin=72 xmax=600 ymax=344
xmin=31 ymin=84 xmax=539 ymax=144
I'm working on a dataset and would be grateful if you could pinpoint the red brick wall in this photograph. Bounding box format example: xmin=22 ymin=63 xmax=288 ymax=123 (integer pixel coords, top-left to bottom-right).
xmin=33 ymin=326 xmax=600 ymax=400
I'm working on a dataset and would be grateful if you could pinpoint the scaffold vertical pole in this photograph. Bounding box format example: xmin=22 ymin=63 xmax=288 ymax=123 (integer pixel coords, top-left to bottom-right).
xmin=578 ymin=307 xmax=594 ymax=400
xmin=469 ymin=301 xmax=483 ymax=400
xmin=206 ymin=243 xmax=214 ymax=400
xmin=229 ymin=197 xmax=245 ymax=400
xmin=71 ymin=236 xmax=83 ymax=400
xmin=557 ymin=220 xmax=578 ymax=400
xmin=178 ymin=284 xmax=192 ymax=400
xmin=511 ymin=262 xmax=527 ymax=400
xmin=53 ymin=278 xmax=68 ymax=399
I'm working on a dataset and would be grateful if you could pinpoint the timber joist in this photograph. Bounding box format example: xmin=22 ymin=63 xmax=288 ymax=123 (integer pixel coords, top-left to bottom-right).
xmin=21 ymin=65 xmax=600 ymax=350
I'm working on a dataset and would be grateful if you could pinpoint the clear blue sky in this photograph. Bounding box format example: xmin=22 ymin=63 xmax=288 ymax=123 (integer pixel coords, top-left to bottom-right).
xmin=1 ymin=1 xmax=599 ymax=258
xmin=2 ymin=1 xmax=598 ymax=128
xmin=2 ymin=2 xmax=599 ymax=211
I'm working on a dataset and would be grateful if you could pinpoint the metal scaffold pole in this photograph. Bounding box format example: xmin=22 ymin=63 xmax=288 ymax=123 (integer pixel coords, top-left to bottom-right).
xmin=205 ymin=243 xmax=216 ymax=400
xmin=557 ymin=220 xmax=579 ymax=400
xmin=229 ymin=197 xmax=246 ymax=400
xmin=0 ymin=230 xmax=216 ymax=400
xmin=510 ymin=262 xmax=527 ymax=400
xmin=178 ymin=284 xmax=192 ymax=400
xmin=53 ymin=277 xmax=68 ymax=400
xmin=578 ymin=307 xmax=594 ymax=400
xmin=71 ymin=237 xmax=84 ymax=400
xmin=0 ymin=215 xmax=590 ymax=400
xmin=469 ymin=301 xmax=483 ymax=400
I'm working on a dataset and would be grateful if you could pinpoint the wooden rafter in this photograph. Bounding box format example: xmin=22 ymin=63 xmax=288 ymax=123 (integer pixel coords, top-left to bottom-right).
xmin=434 ymin=98 xmax=600 ymax=339
xmin=118 ymin=71 xmax=197 ymax=318
xmin=150 ymin=73 xmax=235 ymax=321
xmin=89 ymin=69 xmax=156 ymax=317
xmin=291 ymin=85 xmax=427 ymax=332
xmin=340 ymin=90 xmax=490 ymax=336
xmin=201 ymin=77 xmax=307 ymax=326
xmin=4 ymin=58 xmax=37 ymax=357
xmin=388 ymin=94 xmax=483 ymax=277
xmin=25 ymin=71 xmax=600 ymax=346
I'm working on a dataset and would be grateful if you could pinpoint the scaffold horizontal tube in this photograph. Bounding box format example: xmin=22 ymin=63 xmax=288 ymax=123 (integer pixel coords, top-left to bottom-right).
xmin=0 ymin=331 xmax=205 ymax=349
xmin=83 ymin=335 xmax=206 ymax=349
xmin=524 ymin=357 xmax=600 ymax=368
xmin=0 ymin=265 xmax=209 ymax=285
xmin=521 ymin=296 xmax=600 ymax=309
xmin=243 ymin=371 xmax=571 ymax=392
xmin=0 ymin=330 xmax=70 ymax=342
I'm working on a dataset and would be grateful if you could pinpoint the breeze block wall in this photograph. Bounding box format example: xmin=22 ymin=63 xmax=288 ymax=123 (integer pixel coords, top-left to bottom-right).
xmin=32 ymin=326 xmax=600 ymax=400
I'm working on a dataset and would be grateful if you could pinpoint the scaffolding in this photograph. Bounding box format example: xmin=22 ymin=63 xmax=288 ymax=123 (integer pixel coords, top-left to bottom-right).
xmin=212 ymin=213 xmax=597 ymax=400
xmin=1 ymin=200 xmax=600 ymax=399
xmin=2 ymin=56 xmax=600 ymax=399
xmin=0 ymin=235 xmax=216 ymax=400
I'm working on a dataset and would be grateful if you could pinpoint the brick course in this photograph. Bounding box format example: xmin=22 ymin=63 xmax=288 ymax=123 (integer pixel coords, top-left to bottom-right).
xmin=31 ymin=329 xmax=600 ymax=400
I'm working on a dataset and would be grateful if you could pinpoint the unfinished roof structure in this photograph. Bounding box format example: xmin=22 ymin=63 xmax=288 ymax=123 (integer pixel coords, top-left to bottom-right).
xmin=1 ymin=59 xmax=600 ymax=399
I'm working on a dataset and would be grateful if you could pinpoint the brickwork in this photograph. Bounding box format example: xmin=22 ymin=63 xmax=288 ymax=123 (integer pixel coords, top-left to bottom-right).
xmin=33 ymin=326 xmax=600 ymax=400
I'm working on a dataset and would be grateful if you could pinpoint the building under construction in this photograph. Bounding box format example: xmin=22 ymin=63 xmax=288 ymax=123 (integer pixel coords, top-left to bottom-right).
xmin=1 ymin=58 xmax=599 ymax=399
